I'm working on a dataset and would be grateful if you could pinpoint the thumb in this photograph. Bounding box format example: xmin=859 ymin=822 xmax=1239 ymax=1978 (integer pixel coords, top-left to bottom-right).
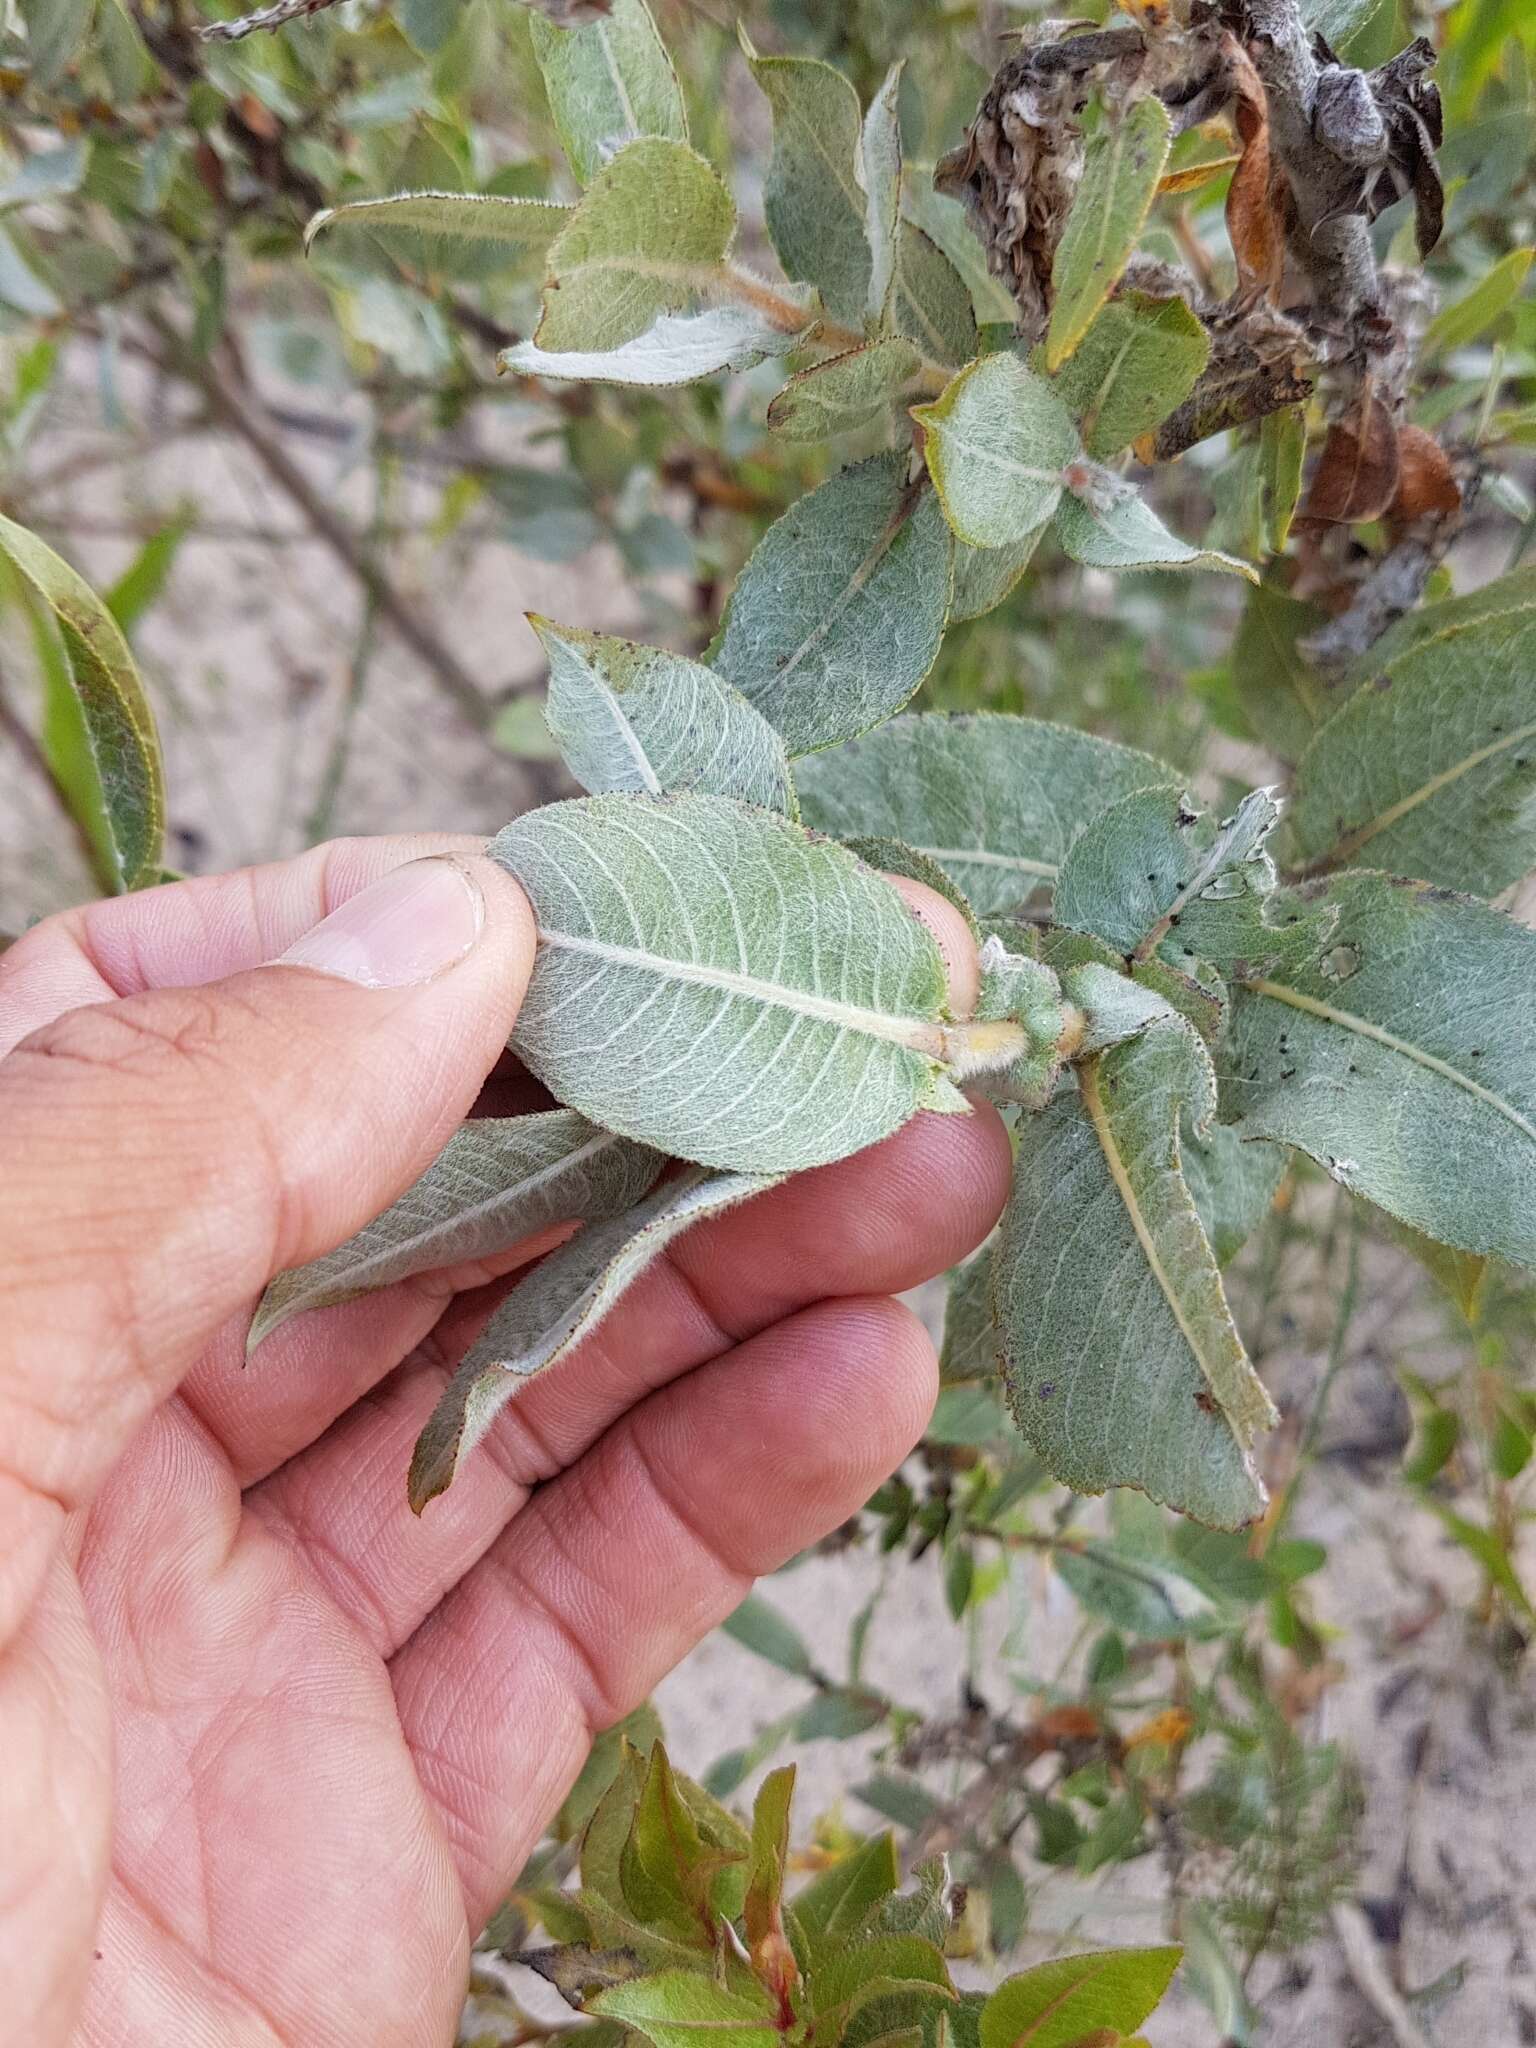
xmin=0 ymin=852 xmax=535 ymax=1564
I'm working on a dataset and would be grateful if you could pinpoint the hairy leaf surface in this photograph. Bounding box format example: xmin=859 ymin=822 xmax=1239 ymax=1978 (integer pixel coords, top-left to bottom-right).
xmin=996 ymin=1021 xmax=1274 ymax=1528
xmin=1225 ymin=873 xmax=1536 ymax=1266
xmin=409 ymin=1166 xmax=775 ymax=1509
xmin=529 ymin=0 xmax=687 ymax=187
xmin=505 ymin=304 xmax=806 ymax=386
xmin=859 ymin=63 xmax=903 ymax=322
xmin=1182 ymin=1123 xmax=1286 ymax=1267
xmin=1056 ymin=483 xmax=1257 ymax=582
xmin=767 ymin=339 xmax=921 ymax=441
xmin=536 ymin=619 xmax=793 ymax=811
xmin=714 ymin=455 xmax=952 ymax=758
xmin=893 ymin=224 xmax=980 ymax=370
xmin=915 ymin=355 xmax=1080 ymax=549
xmin=493 ymin=792 xmax=959 ymax=1173
xmin=534 ymin=139 xmax=735 ymax=353
xmin=1046 ymin=96 xmax=1172 ymax=372
xmin=251 ymin=1110 xmax=662 ymax=1354
xmin=1287 ymin=566 xmax=1536 ymax=896
xmin=304 ymin=191 xmax=570 ymax=279
xmin=795 ymin=713 xmax=1176 ymax=916
xmin=951 ymin=528 xmax=1048 ymax=622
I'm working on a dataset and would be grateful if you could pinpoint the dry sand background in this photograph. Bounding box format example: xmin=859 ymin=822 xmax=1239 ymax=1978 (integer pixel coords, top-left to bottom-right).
xmin=3 ymin=369 xmax=1535 ymax=2048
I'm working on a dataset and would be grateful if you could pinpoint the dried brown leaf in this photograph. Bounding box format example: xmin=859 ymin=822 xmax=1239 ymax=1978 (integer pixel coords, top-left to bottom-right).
xmin=1300 ymin=393 xmax=1401 ymax=527
xmin=1388 ymin=424 xmax=1461 ymax=525
xmin=1222 ymin=33 xmax=1284 ymax=303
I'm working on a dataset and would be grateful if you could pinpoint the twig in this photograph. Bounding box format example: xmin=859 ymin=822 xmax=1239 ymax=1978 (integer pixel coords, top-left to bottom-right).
xmin=141 ymin=313 xmax=492 ymax=729
xmin=200 ymin=0 xmax=345 ymax=43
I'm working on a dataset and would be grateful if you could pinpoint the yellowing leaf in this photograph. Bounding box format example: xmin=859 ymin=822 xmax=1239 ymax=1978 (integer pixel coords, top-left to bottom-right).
xmin=1046 ymin=96 xmax=1171 ymax=372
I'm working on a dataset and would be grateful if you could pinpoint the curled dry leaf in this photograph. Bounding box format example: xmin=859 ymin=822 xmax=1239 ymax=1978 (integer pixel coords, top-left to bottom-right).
xmin=1221 ymin=33 xmax=1285 ymax=303
xmin=1388 ymin=424 xmax=1461 ymax=526
xmin=1299 ymin=392 xmax=1401 ymax=527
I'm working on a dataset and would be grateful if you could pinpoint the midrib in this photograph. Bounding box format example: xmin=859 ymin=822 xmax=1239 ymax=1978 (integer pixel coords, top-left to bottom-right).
xmin=596 ymin=24 xmax=640 ymax=139
xmin=1246 ymin=978 xmax=1536 ymax=1144
xmin=771 ymin=497 xmax=910 ymax=688
xmin=1321 ymin=717 xmax=1536 ymax=866
xmin=536 ymin=927 xmax=943 ymax=1051
xmin=1078 ymin=1057 xmax=1247 ymax=1434
xmin=916 ymin=843 xmax=1057 ymax=880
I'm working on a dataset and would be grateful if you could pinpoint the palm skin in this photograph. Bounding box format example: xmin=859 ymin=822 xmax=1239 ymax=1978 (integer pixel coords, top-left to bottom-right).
xmin=0 ymin=836 xmax=1008 ymax=2048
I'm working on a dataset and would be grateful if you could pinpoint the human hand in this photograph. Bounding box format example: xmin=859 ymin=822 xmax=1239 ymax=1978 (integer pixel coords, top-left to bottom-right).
xmin=0 ymin=835 xmax=1010 ymax=2048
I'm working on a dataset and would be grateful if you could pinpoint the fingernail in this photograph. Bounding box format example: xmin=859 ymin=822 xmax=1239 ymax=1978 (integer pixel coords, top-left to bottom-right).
xmin=277 ymin=856 xmax=485 ymax=989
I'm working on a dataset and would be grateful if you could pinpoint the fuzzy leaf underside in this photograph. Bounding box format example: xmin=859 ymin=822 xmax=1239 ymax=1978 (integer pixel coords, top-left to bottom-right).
xmin=713 ymin=455 xmax=953 ymax=759
xmin=251 ymin=1111 xmax=663 ymax=1354
xmin=995 ymin=1021 xmax=1274 ymax=1529
xmin=1287 ymin=566 xmax=1536 ymax=897
xmin=409 ymin=1166 xmax=777 ymax=1510
xmin=1056 ymin=485 xmax=1257 ymax=582
xmin=504 ymin=304 xmax=806 ymax=387
xmin=1225 ymin=872 xmax=1536 ymax=1267
xmin=535 ymin=619 xmax=795 ymax=812
xmin=529 ymin=0 xmax=687 ymax=187
xmin=794 ymin=713 xmax=1178 ymax=918
xmin=492 ymin=792 xmax=954 ymax=1175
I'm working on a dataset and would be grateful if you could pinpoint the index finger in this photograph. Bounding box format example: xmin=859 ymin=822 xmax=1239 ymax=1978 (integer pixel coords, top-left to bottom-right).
xmin=0 ymin=831 xmax=487 ymax=1056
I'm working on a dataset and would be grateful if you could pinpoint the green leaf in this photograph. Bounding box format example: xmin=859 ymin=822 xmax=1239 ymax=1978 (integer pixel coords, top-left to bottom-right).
xmin=915 ymin=355 xmax=1081 ymax=550
xmin=1420 ymin=247 xmax=1534 ymax=361
xmin=1182 ymin=1123 xmax=1286 ymax=1267
xmin=534 ymin=138 xmax=735 ymax=354
xmin=1054 ymin=785 xmax=1282 ymax=964
xmin=620 ymin=1744 xmax=729 ymax=1941
xmin=1048 ymin=293 xmax=1210 ymax=459
xmin=304 ymin=191 xmax=569 ymax=280
xmin=996 ymin=1020 xmax=1275 ymax=1528
xmin=1055 ymin=478 xmax=1257 ymax=582
xmin=1430 ymin=1504 xmax=1535 ymax=1622
xmin=1219 ymin=582 xmax=1331 ymax=766
xmin=976 ymin=934 xmax=1071 ymax=1106
xmin=713 ymin=454 xmax=953 ymax=757
xmin=1055 ymin=1545 xmax=1214 ymax=1639
xmin=950 ymin=530 xmax=1046 ymax=623
xmin=1045 ymin=97 xmax=1172 ymax=373
xmin=250 ymin=1110 xmax=662 ymax=1354
xmin=105 ymin=514 xmax=190 ymax=636
xmin=860 ymin=63 xmax=904 ymax=323
xmin=529 ymin=0 xmax=687 ymax=187
xmin=534 ymin=618 xmax=794 ymax=812
xmin=583 ymin=1743 xmax=651 ymax=1907
xmin=940 ymin=1250 xmax=999 ymax=1384
xmin=492 ymin=791 xmax=961 ymax=1174
xmin=20 ymin=0 xmax=94 ymax=89
xmin=893 ymin=224 xmax=981 ymax=371
xmin=0 ymin=512 xmax=164 ymax=893
xmin=745 ymin=1765 xmax=796 ymax=1952
xmin=927 ymin=1382 xmax=1008 ymax=1445
xmin=742 ymin=34 xmax=870 ymax=325
xmin=794 ymin=713 xmax=1176 ymax=918
xmin=408 ymin=1166 xmax=776 ymax=1510
xmin=505 ymin=303 xmax=808 ymax=387
xmin=1258 ymin=407 xmax=1306 ymax=554
xmin=722 ymin=1595 xmax=817 ymax=1678
xmin=903 ymin=181 xmax=1021 ymax=327
xmin=1286 ymin=566 xmax=1536 ymax=897
xmin=842 ymin=837 xmax=980 ymax=936
xmin=1225 ymin=872 xmax=1536 ymax=1267
xmin=792 ymin=1833 xmax=900 ymax=1944
xmin=978 ymin=1947 xmax=1181 ymax=2048
xmin=767 ymin=339 xmax=921 ymax=441
xmin=591 ymin=1972 xmax=779 ymax=2048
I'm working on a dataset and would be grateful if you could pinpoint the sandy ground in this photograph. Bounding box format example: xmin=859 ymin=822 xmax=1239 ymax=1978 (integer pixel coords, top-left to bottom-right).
xmin=4 ymin=369 xmax=1535 ymax=2048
